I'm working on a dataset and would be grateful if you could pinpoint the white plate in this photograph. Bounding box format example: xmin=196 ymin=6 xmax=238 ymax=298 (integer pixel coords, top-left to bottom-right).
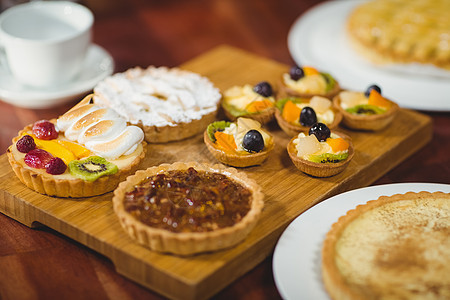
xmin=0 ymin=44 xmax=114 ymax=109
xmin=272 ymin=182 xmax=450 ymax=300
xmin=287 ymin=0 xmax=450 ymax=111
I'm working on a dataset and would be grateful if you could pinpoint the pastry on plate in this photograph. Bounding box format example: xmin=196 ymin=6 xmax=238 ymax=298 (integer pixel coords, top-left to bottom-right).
xmin=221 ymin=81 xmax=276 ymax=124
xmin=346 ymin=0 xmax=450 ymax=71
xmin=112 ymin=161 xmax=264 ymax=255
xmin=7 ymin=94 xmax=146 ymax=197
xmin=287 ymin=123 xmax=353 ymax=177
xmin=93 ymin=66 xmax=222 ymax=143
xmin=279 ymin=65 xmax=341 ymax=99
xmin=333 ymin=84 xmax=399 ymax=131
xmin=275 ymin=95 xmax=342 ymax=137
xmin=322 ymin=191 xmax=450 ymax=300
xmin=204 ymin=117 xmax=274 ymax=167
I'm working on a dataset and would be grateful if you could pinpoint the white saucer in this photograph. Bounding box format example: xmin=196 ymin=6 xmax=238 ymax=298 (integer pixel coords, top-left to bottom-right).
xmin=0 ymin=44 xmax=114 ymax=109
xmin=287 ymin=0 xmax=450 ymax=111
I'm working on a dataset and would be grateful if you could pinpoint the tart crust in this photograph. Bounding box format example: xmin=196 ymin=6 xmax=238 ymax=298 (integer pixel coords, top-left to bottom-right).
xmin=287 ymin=131 xmax=354 ymax=177
xmin=333 ymin=93 xmax=399 ymax=131
xmin=203 ymin=130 xmax=274 ymax=168
xmin=112 ymin=162 xmax=264 ymax=255
xmin=7 ymin=125 xmax=147 ymax=198
xmin=222 ymin=105 xmax=276 ymax=125
xmin=275 ymin=106 xmax=342 ymax=137
xmin=278 ymin=77 xmax=341 ymax=100
xmin=321 ymin=191 xmax=450 ymax=300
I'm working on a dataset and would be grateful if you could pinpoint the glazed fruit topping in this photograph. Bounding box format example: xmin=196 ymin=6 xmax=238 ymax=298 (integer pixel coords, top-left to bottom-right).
xmin=16 ymin=135 xmax=36 ymax=153
xmin=290 ymin=66 xmax=304 ymax=81
xmin=299 ymin=107 xmax=317 ymax=126
xmin=309 ymin=122 xmax=330 ymax=142
xmin=364 ymin=84 xmax=382 ymax=97
xmin=32 ymin=120 xmax=58 ymax=140
xmin=253 ymin=81 xmax=273 ymax=97
xmin=45 ymin=157 xmax=67 ymax=175
xmin=24 ymin=149 xmax=54 ymax=169
xmin=242 ymin=129 xmax=264 ymax=153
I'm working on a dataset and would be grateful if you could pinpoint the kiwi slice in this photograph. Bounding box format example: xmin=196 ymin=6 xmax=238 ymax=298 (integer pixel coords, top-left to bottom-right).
xmin=68 ymin=156 xmax=118 ymax=182
xmin=308 ymin=152 xmax=349 ymax=164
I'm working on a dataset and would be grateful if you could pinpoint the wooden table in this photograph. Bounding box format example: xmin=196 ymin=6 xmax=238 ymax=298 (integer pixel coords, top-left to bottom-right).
xmin=0 ymin=0 xmax=448 ymax=299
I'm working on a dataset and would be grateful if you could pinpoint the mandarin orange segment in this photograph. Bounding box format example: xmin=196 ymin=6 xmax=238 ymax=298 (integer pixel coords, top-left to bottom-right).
xmin=368 ymin=90 xmax=391 ymax=109
xmin=31 ymin=136 xmax=76 ymax=165
xmin=246 ymin=99 xmax=274 ymax=113
xmin=303 ymin=66 xmax=320 ymax=76
xmin=214 ymin=131 xmax=237 ymax=153
xmin=281 ymin=100 xmax=301 ymax=123
xmin=55 ymin=140 xmax=91 ymax=158
xmin=326 ymin=137 xmax=349 ymax=153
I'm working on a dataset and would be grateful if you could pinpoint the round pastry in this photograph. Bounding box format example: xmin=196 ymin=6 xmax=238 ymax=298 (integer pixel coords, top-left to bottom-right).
xmin=112 ymin=162 xmax=264 ymax=256
xmin=221 ymin=81 xmax=276 ymax=124
xmin=279 ymin=65 xmax=341 ymax=99
xmin=7 ymin=94 xmax=146 ymax=197
xmin=287 ymin=123 xmax=353 ymax=177
xmin=322 ymin=191 xmax=450 ymax=300
xmin=203 ymin=117 xmax=274 ymax=167
xmin=346 ymin=0 xmax=450 ymax=72
xmin=333 ymin=84 xmax=399 ymax=131
xmin=93 ymin=66 xmax=222 ymax=143
xmin=275 ymin=95 xmax=342 ymax=137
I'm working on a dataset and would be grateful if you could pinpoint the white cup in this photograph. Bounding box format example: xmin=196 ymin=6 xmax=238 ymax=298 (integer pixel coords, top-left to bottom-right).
xmin=0 ymin=1 xmax=93 ymax=88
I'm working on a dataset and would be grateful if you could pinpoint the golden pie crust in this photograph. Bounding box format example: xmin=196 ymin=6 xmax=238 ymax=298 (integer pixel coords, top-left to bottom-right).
xmin=275 ymin=106 xmax=343 ymax=137
xmin=203 ymin=130 xmax=274 ymax=168
xmin=346 ymin=0 xmax=450 ymax=71
xmin=7 ymin=125 xmax=147 ymax=198
xmin=278 ymin=77 xmax=341 ymax=100
xmin=287 ymin=131 xmax=354 ymax=177
xmin=222 ymin=105 xmax=275 ymax=125
xmin=322 ymin=191 xmax=450 ymax=300
xmin=333 ymin=92 xmax=399 ymax=131
xmin=112 ymin=162 xmax=264 ymax=255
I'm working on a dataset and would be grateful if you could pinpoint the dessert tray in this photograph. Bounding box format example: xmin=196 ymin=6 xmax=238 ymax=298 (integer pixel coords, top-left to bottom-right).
xmin=0 ymin=45 xmax=432 ymax=300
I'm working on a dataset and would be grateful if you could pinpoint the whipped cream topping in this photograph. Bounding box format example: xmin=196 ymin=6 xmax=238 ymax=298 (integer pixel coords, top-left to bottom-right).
xmin=93 ymin=66 xmax=221 ymax=127
xmin=56 ymin=98 xmax=144 ymax=160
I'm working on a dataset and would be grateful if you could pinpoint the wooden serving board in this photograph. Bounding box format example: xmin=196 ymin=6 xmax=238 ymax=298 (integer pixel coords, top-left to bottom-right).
xmin=0 ymin=45 xmax=432 ymax=300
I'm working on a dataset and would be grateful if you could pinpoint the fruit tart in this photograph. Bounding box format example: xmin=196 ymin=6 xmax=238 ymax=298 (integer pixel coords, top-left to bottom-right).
xmin=221 ymin=81 xmax=276 ymax=124
xmin=203 ymin=117 xmax=274 ymax=167
xmin=112 ymin=161 xmax=264 ymax=255
xmin=7 ymin=94 xmax=146 ymax=197
xmin=275 ymin=95 xmax=342 ymax=137
xmin=333 ymin=84 xmax=399 ymax=131
xmin=279 ymin=65 xmax=341 ymax=99
xmin=287 ymin=123 xmax=354 ymax=177
xmin=93 ymin=66 xmax=221 ymax=143
xmin=322 ymin=191 xmax=450 ymax=300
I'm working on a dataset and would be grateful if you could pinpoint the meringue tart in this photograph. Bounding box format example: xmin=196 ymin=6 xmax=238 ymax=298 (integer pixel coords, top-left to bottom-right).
xmin=93 ymin=66 xmax=222 ymax=143
xmin=203 ymin=117 xmax=274 ymax=167
xmin=112 ymin=162 xmax=264 ymax=255
xmin=322 ymin=191 xmax=450 ymax=300
xmin=7 ymin=94 xmax=146 ymax=198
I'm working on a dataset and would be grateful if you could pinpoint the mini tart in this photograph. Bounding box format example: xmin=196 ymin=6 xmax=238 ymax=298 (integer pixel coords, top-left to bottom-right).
xmin=112 ymin=162 xmax=264 ymax=256
xmin=7 ymin=125 xmax=146 ymax=198
xmin=221 ymin=84 xmax=276 ymax=125
xmin=322 ymin=191 xmax=450 ymax=300
xmin=93 ymin=66 xmax=222 ymax=143
xmin=279 ymin=70 xmax=341 ymax=99
xmin=275 ymin=98 xmax=342 ymax=137
xmin=203 ymin=130 xmax=274 ymax=168
xmin=333 ymin=91 xmax=399 ymax=131
xmin=287 ymin=131 xmax=353 ymax=177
